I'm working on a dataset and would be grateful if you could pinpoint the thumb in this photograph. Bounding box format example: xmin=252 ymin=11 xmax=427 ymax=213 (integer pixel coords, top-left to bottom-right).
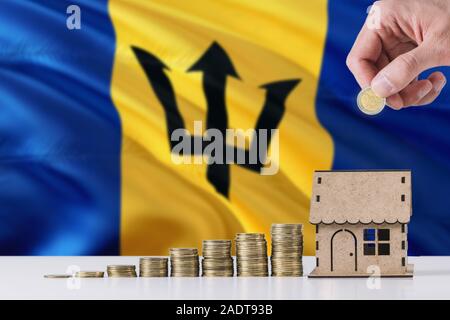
xmin=371 ymin=45 xmax=434 ymax=97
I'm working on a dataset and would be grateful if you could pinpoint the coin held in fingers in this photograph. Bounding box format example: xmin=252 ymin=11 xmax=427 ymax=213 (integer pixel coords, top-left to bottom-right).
xmin=357 ymin=87 xmax=386 ymax=115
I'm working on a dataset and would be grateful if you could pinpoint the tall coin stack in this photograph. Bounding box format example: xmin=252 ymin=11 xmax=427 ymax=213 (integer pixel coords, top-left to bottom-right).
xmin=271 ymin=224 xmax=303 ymax=276
xmin=202 ymin=240 xmax=234 ymax=277
xmin=139 ymin=257 xmax=168 ymax=277
xmin=170 ymin=248 xmax=200 ymax=277
xmin=235 ymin=233 xmax=268 ymax=277
xmin=107 ymin=265 xmax=137 ymax=277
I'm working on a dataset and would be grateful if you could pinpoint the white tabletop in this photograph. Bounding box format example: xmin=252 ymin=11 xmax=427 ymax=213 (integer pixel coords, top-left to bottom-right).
xmin=0 ymin=256 xmax=448 ymax=300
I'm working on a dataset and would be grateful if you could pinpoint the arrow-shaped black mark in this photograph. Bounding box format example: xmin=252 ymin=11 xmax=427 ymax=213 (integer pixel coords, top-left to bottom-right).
xmin=188 ymin=42 xmax=240 ymax=197
xmin=240 ymin=79 xmax=300 ymax=172
xmin=133 ymin=42 xmax=300 ymax=198
xmin=132 ymin=46 xmax=187 ymax=150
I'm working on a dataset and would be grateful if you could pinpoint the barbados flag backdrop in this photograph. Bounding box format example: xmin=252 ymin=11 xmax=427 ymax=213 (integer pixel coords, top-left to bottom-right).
xmin=1 ymin=0 xmax=449 ymax=255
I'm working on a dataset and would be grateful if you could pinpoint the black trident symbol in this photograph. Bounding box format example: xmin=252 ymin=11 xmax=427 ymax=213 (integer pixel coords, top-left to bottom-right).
xmin=132 ymin=42 xmax=300 ymax=198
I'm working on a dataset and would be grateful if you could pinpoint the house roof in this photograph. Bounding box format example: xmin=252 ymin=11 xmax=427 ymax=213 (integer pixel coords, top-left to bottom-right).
xmin=309 ymin=170 xmax=412 ymax=224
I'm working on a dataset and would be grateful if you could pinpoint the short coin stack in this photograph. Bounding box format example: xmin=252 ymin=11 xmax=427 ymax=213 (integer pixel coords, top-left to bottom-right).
xmin=170 ymin=248 xmax=199 ymax=277
xmin=235 ymin=233 xmax=268 ymax=277
xmin=202 ymin=240 xmax=234 ymax=277
xmin=75 ymin=271 xmax=104 ymax=278
xmin=106 ymin=265 xmax=137 ymax=277
xmin=270 ymin=224 xmax=303 ymax=277
xmin=139 ymin=257 xmax=168 ymax=277
xmin=44 ymin=274 xmax=71 ymax=278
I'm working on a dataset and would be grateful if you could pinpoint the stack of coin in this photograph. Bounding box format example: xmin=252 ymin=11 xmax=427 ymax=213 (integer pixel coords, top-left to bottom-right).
xmin=235 ymin=233 xmax=268 ymax=277
xmin=106 ymin=265 xmax=137 ymax=277
xmin=170 ymin=248 xmax=199 ymax=277
xmin=44 ymin=274 xmax=71 ymax=279
xmin=75 ymin=271 xmax=104 ymax=278
xmin=139 ymin=257 xmax=168 ymax=277
xmin=271 ymin=223 xmax=303 ymax=277
xmin=202 ymin=240 xmax=234 ymax=277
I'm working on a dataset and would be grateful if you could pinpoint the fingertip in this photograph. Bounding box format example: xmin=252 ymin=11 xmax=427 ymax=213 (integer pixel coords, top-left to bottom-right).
xmin=386 ymin=94 xmax=404 ymax=110
xmin=397 ymin=80 xmax=433 ymax=107
xmin=371 ymin=73 xmax=394 ymax=97
xmin=371 ymin=47 xmax=430 ymax=99
xmin=437 ymin=76 xmax=447 ymax=92
xmin=427 ymin=71 xmax=447 ymax=93
xmin=429 ymin=71 xmax=446 ymax=80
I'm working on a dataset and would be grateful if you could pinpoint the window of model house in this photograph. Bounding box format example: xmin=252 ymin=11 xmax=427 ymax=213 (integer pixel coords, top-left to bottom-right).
xmin=363 ymin=228 xmax=390 ymax=256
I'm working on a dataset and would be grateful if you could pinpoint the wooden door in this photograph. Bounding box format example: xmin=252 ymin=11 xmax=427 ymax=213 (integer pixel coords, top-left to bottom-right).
xmin=331 ymin=229 xmax=357 ymax=273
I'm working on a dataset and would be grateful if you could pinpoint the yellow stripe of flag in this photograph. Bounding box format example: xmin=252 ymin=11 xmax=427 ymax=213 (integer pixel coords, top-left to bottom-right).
xmin=109 ymin=0 xmax=333 ymax=255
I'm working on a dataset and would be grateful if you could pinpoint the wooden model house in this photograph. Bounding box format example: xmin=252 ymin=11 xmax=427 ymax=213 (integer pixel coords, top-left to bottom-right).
xmin=308 ymin=170 xmax=414 ymax=277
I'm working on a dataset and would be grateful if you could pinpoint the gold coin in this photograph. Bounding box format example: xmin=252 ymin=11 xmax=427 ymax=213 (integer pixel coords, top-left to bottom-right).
xmin=106 ymin=265 xmax=136 ymax=270
xmin=235 ymin=233 xmax=268 ymax=277
xmin=75 ymin=271 xmax=104 ymax=278
xmin=270 ymin=223 xmax=304 ymax=277
xmin=202 ymin=240 xmax=234 ymax=277
xmin=357 ymin=87 xmax=386 ymax=115
xmin=170 ymin=248 xmax=200 ymax=277
xmin=106 ymin=265 xmax=137 ymax=277
xmin=44 ymin=274 xmax=71 ymax=278
xmin=139 ymin=257 xmax=168 ymax=277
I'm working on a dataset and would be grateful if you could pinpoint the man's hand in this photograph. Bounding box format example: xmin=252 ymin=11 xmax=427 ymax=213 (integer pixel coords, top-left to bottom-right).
xmin=346 ymin=0 xmax=450 ymax=109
